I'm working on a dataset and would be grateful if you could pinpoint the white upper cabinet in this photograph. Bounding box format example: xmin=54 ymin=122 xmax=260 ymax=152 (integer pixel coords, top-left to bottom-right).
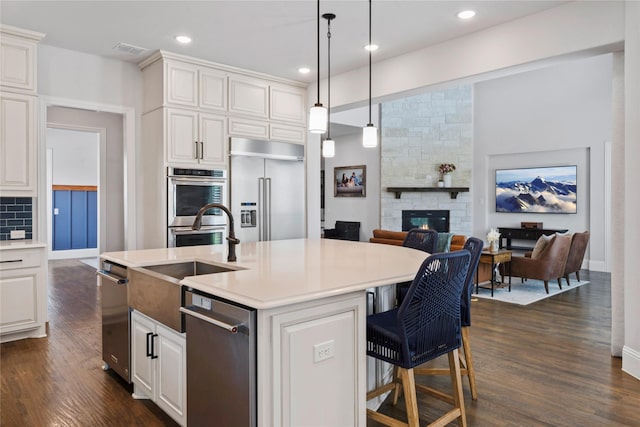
xmin=228 ymin=74 xmax=269 ymax=119
xmin=270 ymin=85 xmax=306 ymax=125
xmin=0 ymin=91 xmax=36 ymax=194
xmin=199 ymin=67 xmax=227 ymax=112
xmin=165 ymin=60 xmax=199 ymax=108
xmin=166 ymin=108 xmax=226 ymax=167
xmin=164 ymin=60 xmax=227 ymax=112
xmin=0 ymin=26 xmax=44 ymax=93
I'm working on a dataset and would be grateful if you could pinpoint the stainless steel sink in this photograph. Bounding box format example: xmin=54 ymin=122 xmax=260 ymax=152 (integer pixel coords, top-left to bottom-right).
xmin=142 ymin=261 xmax=237 ymax=281
xmin=128 ymin=260 xmax=241 ymax=332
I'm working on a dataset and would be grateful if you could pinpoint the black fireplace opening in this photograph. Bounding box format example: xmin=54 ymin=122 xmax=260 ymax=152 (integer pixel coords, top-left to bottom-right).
xmin=402 ymin=210 xmax=450 ymax=232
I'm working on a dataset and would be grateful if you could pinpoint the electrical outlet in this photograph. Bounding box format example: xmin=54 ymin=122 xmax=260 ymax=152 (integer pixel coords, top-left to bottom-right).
xmin=313 ymin=340 xmax=334 ymax=363
xmin=10 ymin=230 xmax=26 ymax=239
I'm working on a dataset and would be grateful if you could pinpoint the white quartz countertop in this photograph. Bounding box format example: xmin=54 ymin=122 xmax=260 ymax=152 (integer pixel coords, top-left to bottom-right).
xmin=0 ymin=240 xmax=47 ymax=250
xmin=101 ymin=239 xmax=427 ymax=309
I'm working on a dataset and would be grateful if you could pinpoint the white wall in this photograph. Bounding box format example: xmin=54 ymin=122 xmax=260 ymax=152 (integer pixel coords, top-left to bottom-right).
xmin=46 ymin=128 xmax=98 ymax=185
xmin=37 ymin=44 xmax=142 ymax=250
xmin=622 ymin=0 xmax=640 ymax=380
xmin=473 ymin=54 xmax=613 ymax=271
xmin=323 ymin=132 xmax=380 ymax=241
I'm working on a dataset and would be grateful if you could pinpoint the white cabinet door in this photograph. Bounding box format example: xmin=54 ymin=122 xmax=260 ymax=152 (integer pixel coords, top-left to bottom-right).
xmin=165 ymin=60 xmax=198 ymax=108
xmin=131 ymin=311 xmax=155 ymax=399
xmin=166 ymin=108 xmax=198 ymax=164
xmin=0 ymin=275 xmax=37 ymax=333
xmin=131 ymin=310 xmax=186 ymax=426
xmin=228 ymin=75 xmax=269 ymax=118
xmin=270 ymin=123 xmax=306 ymax=144
xmin=156 ymin=323 xmax=187 ymax=426
xmin=0 ymin=91 xmax=36 ymax=194
xmin=199 ymin=113 xmax=227 ymax=166
xmin=0 ymin=34 xmax=37 ymax=92
xmin=228 ymin=117 xmax=269 ymax=140
xmin=199 ymin=67 xmax=227 ymax=111
xmin=270 ymin=85 xmax=306 ymax=125
xmin=0 ymin=246 xmax=46 ymax=342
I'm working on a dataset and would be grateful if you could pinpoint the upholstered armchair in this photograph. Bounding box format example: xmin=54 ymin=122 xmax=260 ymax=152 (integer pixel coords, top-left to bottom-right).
xmin=509 ymin=234 xmax=572 ymax=294
xmin=563 ymin=231 xmax=590 ymax=285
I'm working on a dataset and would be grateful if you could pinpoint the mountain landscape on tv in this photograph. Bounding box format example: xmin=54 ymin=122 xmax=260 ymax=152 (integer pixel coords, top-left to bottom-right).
xmin=496 ymin=175 xmax=577 ymax=214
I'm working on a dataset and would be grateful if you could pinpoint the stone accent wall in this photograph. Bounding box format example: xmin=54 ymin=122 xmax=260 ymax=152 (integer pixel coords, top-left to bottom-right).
xmin=380 ymin=85 xmax=473 ymax=235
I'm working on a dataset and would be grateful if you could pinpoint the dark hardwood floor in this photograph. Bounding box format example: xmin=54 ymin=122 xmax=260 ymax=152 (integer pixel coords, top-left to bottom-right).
xmin=2 ymin=261 xmax=639 ymax=426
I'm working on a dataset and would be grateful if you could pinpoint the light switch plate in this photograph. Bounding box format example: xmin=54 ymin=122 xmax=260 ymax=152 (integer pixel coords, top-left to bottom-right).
xmin=10 ymin=230 xmax=26 ymax=239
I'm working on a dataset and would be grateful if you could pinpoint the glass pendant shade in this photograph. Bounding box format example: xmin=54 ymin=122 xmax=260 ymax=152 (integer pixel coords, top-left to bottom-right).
xmin=309 ymin=103 xmax=328 ymax=134
xmin=322 ymin=138 xmax=335 ymax=158
xmin=363 ymin=124 xmax=378 ymax=148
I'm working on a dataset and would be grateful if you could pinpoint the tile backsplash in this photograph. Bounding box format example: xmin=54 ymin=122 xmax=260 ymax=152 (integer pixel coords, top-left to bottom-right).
xmin=0 ymin=197 xmax=33 ymax=240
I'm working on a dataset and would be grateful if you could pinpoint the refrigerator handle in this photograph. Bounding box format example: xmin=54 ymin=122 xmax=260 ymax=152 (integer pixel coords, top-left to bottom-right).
xmin=258 ymin=177 xmax=265 ymax=241
xmin=265 ymin=178 xmax=271 ymax=241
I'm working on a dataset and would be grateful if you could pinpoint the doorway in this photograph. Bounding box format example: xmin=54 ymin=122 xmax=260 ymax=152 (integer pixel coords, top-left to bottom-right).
xmin=46 ymin=126 xmax=101 ymax=260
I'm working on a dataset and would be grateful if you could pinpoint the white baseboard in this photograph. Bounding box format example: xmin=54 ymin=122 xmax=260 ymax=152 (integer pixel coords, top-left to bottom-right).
xmin=622 ymin=345 xmax=640 ymax=381
xmin=588 ymin=259 xmax=607 ymax=273
xmin=48 ymin=248 xmax=98 ymax=260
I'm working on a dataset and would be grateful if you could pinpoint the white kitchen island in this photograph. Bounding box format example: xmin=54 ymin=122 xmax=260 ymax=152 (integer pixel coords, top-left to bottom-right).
xmin=102 ymin=238 xmax=426 ymax=426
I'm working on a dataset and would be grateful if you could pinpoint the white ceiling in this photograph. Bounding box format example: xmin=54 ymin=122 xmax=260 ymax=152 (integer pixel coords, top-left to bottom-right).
xmin=1 ymin=0 xmax=568 ymax=83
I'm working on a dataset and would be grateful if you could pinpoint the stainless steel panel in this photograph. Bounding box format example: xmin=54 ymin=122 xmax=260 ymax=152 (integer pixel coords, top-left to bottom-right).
xmin=99 ymin=260 xmax=130 ymax=383
xmin=183 ymin=289 xmax=256 ymax=426
xmin=230 ymin=137 xmax=305 ymax=243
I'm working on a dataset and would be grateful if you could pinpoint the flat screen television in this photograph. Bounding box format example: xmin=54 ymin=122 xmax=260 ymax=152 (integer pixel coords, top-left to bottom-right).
xmin=495 ymin=165 xmax=577 ymax=214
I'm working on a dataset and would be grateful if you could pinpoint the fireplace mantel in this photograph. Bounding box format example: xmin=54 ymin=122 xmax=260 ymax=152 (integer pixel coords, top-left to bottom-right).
xmin=387 ymin=187 xmax=469 ymax=199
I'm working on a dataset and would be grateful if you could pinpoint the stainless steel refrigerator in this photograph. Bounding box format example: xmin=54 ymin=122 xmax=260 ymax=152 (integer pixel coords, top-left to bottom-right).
xmin=230 ymin=137 xmax=305 ymax=243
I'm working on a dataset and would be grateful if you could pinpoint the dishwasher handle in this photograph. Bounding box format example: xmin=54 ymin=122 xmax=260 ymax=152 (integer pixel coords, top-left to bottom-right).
xmin=97 ymin=270 xmax=129 ymax=285
xmin=180 ymin=307 xmax=239 ymax=334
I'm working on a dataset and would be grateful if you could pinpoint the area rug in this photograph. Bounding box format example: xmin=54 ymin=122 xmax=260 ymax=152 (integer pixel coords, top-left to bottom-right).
xmin=474 ymin=278 xmax=590 ymax=306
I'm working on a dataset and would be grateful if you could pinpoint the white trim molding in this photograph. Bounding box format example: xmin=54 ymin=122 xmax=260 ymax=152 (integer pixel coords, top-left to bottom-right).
xmin=622 ymin=345 xmax=640 ymax=381
xmin=38 ymin=96 xmax=137 ymax=251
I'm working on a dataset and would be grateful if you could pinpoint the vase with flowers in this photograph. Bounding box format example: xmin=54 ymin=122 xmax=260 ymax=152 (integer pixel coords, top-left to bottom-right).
xmin=439 ymin=163 xmax=456 ymax=187
xmin=487 ymin=228 xmax=501 ymax=252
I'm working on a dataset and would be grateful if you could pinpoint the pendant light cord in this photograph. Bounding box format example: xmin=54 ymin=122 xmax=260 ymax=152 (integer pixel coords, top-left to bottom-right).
xmin=368 ymin=0 xmax=372 ymax=125
xmin=316 ymin=0 xmax=321 ymax=104
xmin=327 ymin=18 xmax=332 ymax=139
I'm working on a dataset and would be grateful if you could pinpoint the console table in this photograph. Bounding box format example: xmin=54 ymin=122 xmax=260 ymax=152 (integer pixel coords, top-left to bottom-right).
xmin=498 ymin=227 xmax=568 ymax=251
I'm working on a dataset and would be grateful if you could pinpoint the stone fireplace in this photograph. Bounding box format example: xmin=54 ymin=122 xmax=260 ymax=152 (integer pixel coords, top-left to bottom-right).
xmin=402 ymin=210 xmax=450 ymax=232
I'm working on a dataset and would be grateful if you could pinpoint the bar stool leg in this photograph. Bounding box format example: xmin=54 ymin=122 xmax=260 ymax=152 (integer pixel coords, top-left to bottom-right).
xmin=461 ymin=327 xmax=477 ymax=400
xmin=448 ymin=349 xmax=467 ymax=427
xmin=400 ymin=367 xmax=420 ymax=427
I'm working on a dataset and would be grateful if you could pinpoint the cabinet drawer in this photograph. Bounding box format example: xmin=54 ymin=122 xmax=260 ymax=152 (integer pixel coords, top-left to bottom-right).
xmin=0 ymin=248 xmax=41 ymax=271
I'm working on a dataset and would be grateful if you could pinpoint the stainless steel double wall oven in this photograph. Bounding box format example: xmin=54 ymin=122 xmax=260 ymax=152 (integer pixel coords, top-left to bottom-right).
xmin=167 ymin=167 xmax=228 ymax=247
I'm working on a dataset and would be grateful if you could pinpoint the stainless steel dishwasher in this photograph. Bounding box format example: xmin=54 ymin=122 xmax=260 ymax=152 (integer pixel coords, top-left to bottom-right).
xmin=180 ymin=287 xmax=257 ymax=426
xmin=97 ymin=260 xmax=130 ymax=383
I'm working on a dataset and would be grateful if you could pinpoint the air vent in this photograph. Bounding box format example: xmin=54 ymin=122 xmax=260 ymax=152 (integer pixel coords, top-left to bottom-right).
xmin=112 ymin=42 xmax=148 ymax=56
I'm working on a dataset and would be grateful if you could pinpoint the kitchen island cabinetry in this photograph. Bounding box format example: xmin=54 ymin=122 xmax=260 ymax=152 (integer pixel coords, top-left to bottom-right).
xmin=102 ymin=239 xmax=425 ymax=426
xmin=0 ymin=241 xmax=47 ymax=343
xmin=131 ymin=310 xmax=186 ymax=427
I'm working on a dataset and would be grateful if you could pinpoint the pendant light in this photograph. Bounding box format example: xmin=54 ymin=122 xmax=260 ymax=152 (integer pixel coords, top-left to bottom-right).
xmin=322 ymin=13 xmax=336 ymax=158
xmin=309 ymin=0 xmax=328 ymax=134
xmin=362 ymin=0 xmax=378 ymax=148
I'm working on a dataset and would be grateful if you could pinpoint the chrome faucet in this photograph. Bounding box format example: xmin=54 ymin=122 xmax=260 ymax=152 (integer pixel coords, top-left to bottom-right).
xmin=192 ymin=203 xmax=240 ymax=262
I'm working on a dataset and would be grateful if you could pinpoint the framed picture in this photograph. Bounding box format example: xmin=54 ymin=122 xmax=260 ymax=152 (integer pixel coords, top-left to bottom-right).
xmin=334 ymin=165 xmax=366 ymax=197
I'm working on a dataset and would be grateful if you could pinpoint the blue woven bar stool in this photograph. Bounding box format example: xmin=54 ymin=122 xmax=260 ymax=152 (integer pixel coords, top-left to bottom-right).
xmin=396 ymin=228 xmax=438 ymax=305
xmin=415 ymin=237 xmax=483 ymax=400
xmin=366 ymin=250 xmax=471 ymax=427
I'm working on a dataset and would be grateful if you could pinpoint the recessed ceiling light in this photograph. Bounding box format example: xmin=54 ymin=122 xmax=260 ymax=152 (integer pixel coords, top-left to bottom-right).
xmin=298 ymin=67 xmax=311 ymax=74
xmin=364 ymin=44 xmax=379 ymax=52
xmin=457 ymin=10 xmax=476 ymax=20
xmin=175 ymin=35 xmax=192 ymax=44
